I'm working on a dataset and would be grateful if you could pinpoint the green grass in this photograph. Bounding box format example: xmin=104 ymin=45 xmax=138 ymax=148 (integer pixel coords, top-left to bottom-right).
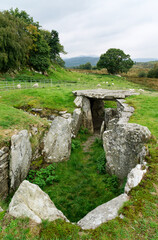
xmin=27 ymin=130 xmax=123 ymax=223
xmin=126 ymin=94 xmax=158 ymax=138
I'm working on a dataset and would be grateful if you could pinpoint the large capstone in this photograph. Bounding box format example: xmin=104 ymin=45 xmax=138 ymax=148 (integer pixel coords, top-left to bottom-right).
xmin=9 ymin=180 xmax=69 ymax=224
xmin=43 ymin=116 xmax=71 ymax=162
xmin=9 ymin=130 xmax=32 ymax=191
xmin=103 ymin=123 xmax=151 ymax=179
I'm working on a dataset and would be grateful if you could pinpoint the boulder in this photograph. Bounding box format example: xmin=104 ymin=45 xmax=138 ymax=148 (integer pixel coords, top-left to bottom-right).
xmin=0 ymin=206 xmax=3 ymax=212
xmin=72 ymin=89 xmax=139 ymax=100
xmin=104 ymin=108 xmax=118 ymax=130
xmin=71 ymin=108 xmax=82 ymax=137
xmin=125 ymin=164 xmax=147 ymax=194
xmin=82 ymin=97 xmax=94 ymax=133
xmin=117 ymin=99 xmax=135 ymax=124
xmin=43 ymin=116 xmax=71 ymax=163
xmin=0 ymin=147 xmax=9 ymax=199
xmin=9 ymin=130 xmax=32 ymax=191
xmin=74 ymin=96 xmax=83 ymax=108
xmin=103 ymin=123 xmax=151 ymax=179
xmin=9 ymin=180 xmax=68 ymax=224
xmin=77 ymin=194 xmax=129 ymax=229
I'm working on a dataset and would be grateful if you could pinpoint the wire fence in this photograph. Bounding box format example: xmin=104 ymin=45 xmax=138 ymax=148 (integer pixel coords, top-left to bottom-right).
xmin=0 ymin=79 xmax=55 ymax=91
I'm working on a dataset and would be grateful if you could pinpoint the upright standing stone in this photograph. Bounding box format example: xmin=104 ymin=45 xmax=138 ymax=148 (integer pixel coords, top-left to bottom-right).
xmin=10 ymin=130 xmax=32 ymax=191
xmin=103 ymin=123 xmax=151 ymax=179
xmin=43 ymin=116 xmax=71 ymax=163
xmin=71 ymin=108 xmax=82 ymax=137
xmin=82 ymin=97 xmax=94 ymax=133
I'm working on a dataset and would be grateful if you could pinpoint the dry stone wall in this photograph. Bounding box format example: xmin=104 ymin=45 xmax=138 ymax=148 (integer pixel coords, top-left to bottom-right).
xmin=0 ymin=147 xmax=9 ymax=199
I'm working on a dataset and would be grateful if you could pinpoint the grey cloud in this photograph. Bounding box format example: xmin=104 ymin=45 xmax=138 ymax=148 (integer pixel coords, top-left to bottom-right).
xmin=1 ymin=0 xmax=158 ymax=58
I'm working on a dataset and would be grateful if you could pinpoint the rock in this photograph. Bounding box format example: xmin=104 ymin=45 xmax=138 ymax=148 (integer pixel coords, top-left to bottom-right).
xmin=31 ymin=108 xmax=42 ymax=112
xmin=104 ymin=108 xmax=118 ymax=130
xmin=71 ymin=108 xmax=82 ymax=137
xmin=82 ymin=97 xmax=94 ymax=133
xmin=59 ymin=110 xmax=67 ymax=115
xmin=0 ymin=206 xmax=4 ymax=212
xmin=117 ymin=99 xmax=134 ymax=124
xmin=62 ymin=113 xmax=72 ymax=119
xmin=31 ymin=127 xmax=38 ymax=135
xmin=100 ymin=121 xmax=105 ymax=139
xmin=72 ymin=89 xmax=139 ymax=100
xmin=97 ymin=84 xmax=101 ymax=87
xmin=74 ymin=96 xmax=83 ymax=108
xmin=125 ymin=164 xmax=147 ymax=194
xmin=0 ymin=147 xmax=9 ymax=199
xmin=9 ymin=180 xmax=68 ymax=224
xmin=77 ymin=194 xmax=129 ymax=230
xmin=43 ymin=116 xmax=71 ymax=163
xmin=9 ymin=130 xmax=32 ymax=191
xmin=103 ymin=123 xmax=151 ymax=179
xmin=49 ymin=114 xmax=56 ymax=121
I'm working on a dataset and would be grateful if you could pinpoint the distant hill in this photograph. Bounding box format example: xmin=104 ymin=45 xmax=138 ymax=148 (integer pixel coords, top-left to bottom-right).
xmin=133 ymin=58 xmax=158 ymax=63
xmin=64 ymin=56 xmax=158 ymax=68
xmin=64 ymin=56 xmax=99 ymax=68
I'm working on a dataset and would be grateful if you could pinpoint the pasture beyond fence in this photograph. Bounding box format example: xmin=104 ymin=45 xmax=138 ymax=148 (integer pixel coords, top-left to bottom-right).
xmin=0 ymin=79 xmax=54 ymax=91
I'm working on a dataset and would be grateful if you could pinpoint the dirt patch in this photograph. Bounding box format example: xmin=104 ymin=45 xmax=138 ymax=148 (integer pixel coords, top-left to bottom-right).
xmin=82 ymin=133 xmax=100 ymax=152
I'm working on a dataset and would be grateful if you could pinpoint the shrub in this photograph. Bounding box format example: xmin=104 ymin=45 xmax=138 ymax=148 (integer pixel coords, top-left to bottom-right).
xmin=138 ymin=71 xmax=146 ymax=77
xmin=147 ymin=66 xmax=158 ymax=78
xmin=71 ymin=139 xmax=81 ymax=151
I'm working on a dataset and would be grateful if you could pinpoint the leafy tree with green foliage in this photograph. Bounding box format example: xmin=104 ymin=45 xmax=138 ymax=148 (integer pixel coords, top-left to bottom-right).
xmin=74 ymin=62 xmax=92 ymax=70
xmin=27 ymin=25 xmax=50 ymax=73
xmin=41 ymin=30 xmax=66 ymax=61
xmin=97 ymin=48 xmax=134 ymax=74
xmin=0 ymin=11 xmax=31 ymax=73
xmin=9 ymin=7 xmax=40 ymax=28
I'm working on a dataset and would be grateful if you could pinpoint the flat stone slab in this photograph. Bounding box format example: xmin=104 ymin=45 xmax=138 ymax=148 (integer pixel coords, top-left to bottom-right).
xmin=77 ymin=193 xmax=129 ymax=229
xmin=72 ymin=89 xmax=139 ymax=100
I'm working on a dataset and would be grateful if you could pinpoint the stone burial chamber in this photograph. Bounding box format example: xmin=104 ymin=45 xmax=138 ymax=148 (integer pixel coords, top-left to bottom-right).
xmin=73 ymin=89 xmax=151 ymax=180
xmin=0 ymin=88 xmax=152 ymax=230
xmin=73 ymin=89 xmax=139 ymax=134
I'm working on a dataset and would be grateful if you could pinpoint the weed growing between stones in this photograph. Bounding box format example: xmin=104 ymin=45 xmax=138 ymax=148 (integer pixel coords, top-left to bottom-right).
xmin=27 ymin=164 xmax=58 ymax=189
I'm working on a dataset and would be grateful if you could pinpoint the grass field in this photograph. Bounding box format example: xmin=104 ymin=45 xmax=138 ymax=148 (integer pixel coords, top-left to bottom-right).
xmin=0 ymin=66 xmax=158 ymax=239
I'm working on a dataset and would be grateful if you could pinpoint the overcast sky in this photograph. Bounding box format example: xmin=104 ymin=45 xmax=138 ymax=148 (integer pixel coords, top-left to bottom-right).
xmin=1 ymin=0 xmax=158 ymax=59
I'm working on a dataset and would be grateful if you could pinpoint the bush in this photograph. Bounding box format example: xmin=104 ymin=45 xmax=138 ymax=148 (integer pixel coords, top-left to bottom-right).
xmin=147 ymin=66 xmax=158 ymax=78
xmin=71 ymin=139 xmax=81 ymax=151
xmin=138 ymin=71 xmax=146 ymax=77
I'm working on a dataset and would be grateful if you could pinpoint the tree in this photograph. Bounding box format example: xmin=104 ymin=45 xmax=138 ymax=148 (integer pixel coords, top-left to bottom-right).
xmin=97 ymin=48 xmax=134 ymax=74
xmin=9 ymin=9 xmax=50 ymax=73
xmin=41 ymin=30 xmax=66 ymax=61
xmin=9 ymin=8 xmax=40 ymax=28
xmin=0 ymin=11 xmax=31 ymax=72
xmin=27 ymin=25 xmax=50 ymax=73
